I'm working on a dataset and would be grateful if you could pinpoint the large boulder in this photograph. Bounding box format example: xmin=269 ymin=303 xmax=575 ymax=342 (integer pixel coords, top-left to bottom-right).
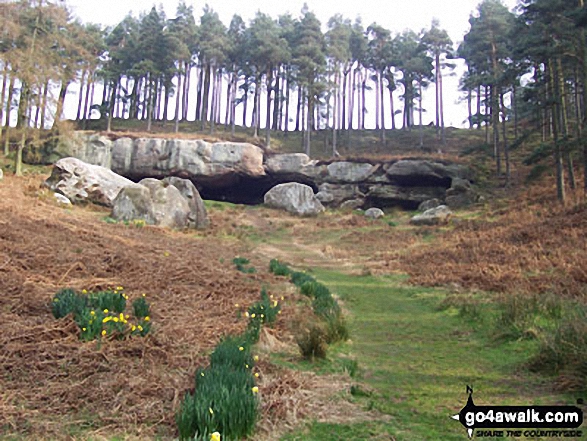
xmin=44 ymin=157 xmax=136 ymax=206
xmin=410 ymin=205 xmax=453 ymax=226
xmin=111 ymin=178 xmax=191 ymax=228
xmin=163 ymin=177 xmax=209 ymax=229
xmin=264 ymin=183 xmax=324 ymax=216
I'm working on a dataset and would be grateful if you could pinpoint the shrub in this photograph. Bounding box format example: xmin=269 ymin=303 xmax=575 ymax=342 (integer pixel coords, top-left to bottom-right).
xmin=325 ymin=315 xmax=350 ymax=344
xmin=51 ymin=288 xmax=86 ymax=319
xmin=290 ymin=271 xmax=316 ymax=287
xmin=269 ymin=258 xmax=291 ymax=276
xmin=296 ymin=322 xmax=328 ymax=360
xmin=531 ymin=305 xmax=587 ymax=389
xmin=300 ymin=281 xmax=330 ymax=299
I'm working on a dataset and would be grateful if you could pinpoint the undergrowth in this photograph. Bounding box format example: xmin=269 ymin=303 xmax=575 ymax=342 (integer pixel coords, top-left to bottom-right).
xmin=269 ymin=259 xmax=349 ymax=358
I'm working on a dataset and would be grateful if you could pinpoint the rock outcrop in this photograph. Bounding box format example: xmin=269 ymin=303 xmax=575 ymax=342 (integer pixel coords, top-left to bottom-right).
xmin=264 ymin=183 xmax=325 ymax=216
xmin=44 ymin=157 xmax=136 ymax=206
xmin=53 ymin=132 xmax=478 ymax=210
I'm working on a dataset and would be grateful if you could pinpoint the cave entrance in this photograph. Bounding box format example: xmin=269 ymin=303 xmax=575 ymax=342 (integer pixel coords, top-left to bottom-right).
xmin=194 ymin=175 xmax=319 ymax=206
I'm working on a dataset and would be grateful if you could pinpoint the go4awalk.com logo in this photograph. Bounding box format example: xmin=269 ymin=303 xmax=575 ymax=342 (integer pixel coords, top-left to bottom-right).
xmin=451 ymin=386 xmax=584 ymax=438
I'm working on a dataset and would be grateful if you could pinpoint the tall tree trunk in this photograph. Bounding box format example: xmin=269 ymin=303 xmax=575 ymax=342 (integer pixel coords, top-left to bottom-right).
xmin=341 ymin=66 xmax=349 ymax=131
xmin=557 ymin=58 xmax=575 ymax=190
xmin=295 ymin=85 xmax=302 ymax=132
xmin=379 ymin=70 xmax=386 ymax=144
xmin=374 ymin=70 xmax=380 ymax=130
xmin=225 ymin=70 xmax=232 ymax=126
xmin=284 ymin=72 xmax=291 ymax=134
xmin=476 ymin=84 xmax=482 ymax=130
xmin=252 ymin=76 xmax=259 ymax=137
xmin=182 ymin=64 xmax=191 ymax=121
xmin=272 ymin=67 xmax=280 ymax=131
xmin=242 ymin=84 xmax=249 ymax=128
xmin=435 ymin=53 xmax=440 ymax=139
xmin=76 ymin=70 xmax=86 ymax=120
xmin=348 ymin=66 xmax=356 ymax=130
xmin=0 ymin=69 xmax=8 ymax=143
xmin=418 ymin=82 xmax=424 ymax=149
xmin=82 ymin=72 xmax=93 ymax=129
xmin=492 ymin=85 xmax=501 ymax=176
xmin=147 ymin=77 xmax=153 ymax=132
xmin=500 ymin=92 xmax=510 ymax=185
xmin=175 ymin=64 xmax=183 ymax=133
xmin=467 ymin=88 xmax=473 ymax=129
xmin=389 ymin=86 xmax=396 ymax=130
xmin=195 ymin=64 xmax=204 ymax=121
xmin=361 ymin=71 xmax=367 ymax=130
xmin=305 ymin=88 xmax=312 ymax=156
xmin=439 ymin=58 xmax=445 ymax=145
xmin=265 ymin=68 xmax=273 ymax=147
xmin=201 ymin=63 xmax=212 ymax=131
xmin=549 ymin=59 xmax=566 ymax=202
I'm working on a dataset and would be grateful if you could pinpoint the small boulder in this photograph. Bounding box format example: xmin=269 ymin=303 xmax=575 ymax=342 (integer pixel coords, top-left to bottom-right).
xmin=410 ymin=205 xmax=452 ymax=226
xmin=264 ymin=182 xmax=324 ymax=216
xmin=53 ymin=193 xmax=72 ymax=205
xmin=163 ymin=177 xmax=209 ymax=229
xmin=364 ymin=208 xmax=385 ymax=219
xmin=418 ymin=198 xmax=442 ymax=212
xmin=44 ymin=157 xmax=136 ymax=207
xmin=340 ymin=199 xmax=365 ymax=210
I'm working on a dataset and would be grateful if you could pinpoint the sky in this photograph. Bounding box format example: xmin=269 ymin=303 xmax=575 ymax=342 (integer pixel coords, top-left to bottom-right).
xmin=63 ymin=0 xmax=520 ymax=128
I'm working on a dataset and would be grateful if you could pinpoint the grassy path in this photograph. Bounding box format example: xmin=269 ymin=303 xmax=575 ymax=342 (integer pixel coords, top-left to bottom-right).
xmin=282 ymin=270 xmax=572 ymax=441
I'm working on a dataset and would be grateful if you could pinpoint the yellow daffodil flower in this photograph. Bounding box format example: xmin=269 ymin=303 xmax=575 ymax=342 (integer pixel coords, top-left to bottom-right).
xmin=144 ymin=316 xmax=150 ymax=322
xmin=90 ymin=310 xmax=95 ymax=316
xmin=245 ymin=311 xmax=249 ymax=317
xmin=82 ymin=289 xmax=87 ymax=294
xmin=281 ymin=296 xmax=285 ymax=301
xmin=235 ymin=303 xmax=239 ymax=308
xmin=142 ymin=293 xmax=146 ymax=297
xmin=138 ymin=325 xmax=143 ymax=332
xmin=103 ymin=317 xmax=112 ymax=323
xmin=238 ymin=346 xmax=244 ymax=351
xmin=245 ymin=364 xmax=249 ymax=369
xmin=251 ymin=313 xmax=256 ymax=318
xmin=209 ymin=407 xmax=214 ymax=415
xmin=210 ymin=432 xmax=221 ymax=441
xmin=101 ymin=330 xmax=107 ymax=336
xmin=103 ymin=309 xmax=108 ymax=314
xmin=131 ymin=325 xmax=137 ymax=332
xmin=253 ymin=355 xmax=259 ymax=361
xmin=254 ymin=373 xmax=259 ymax=378
xmin=82 ymin=328 xmax=87 ymax=331
xmin=252 ymin=386 xmax=259 ymax=394
xmin=273 ymin=300 xmax=278 ymax=307
xmin=201 ymin=372 xmax=205 ymax=377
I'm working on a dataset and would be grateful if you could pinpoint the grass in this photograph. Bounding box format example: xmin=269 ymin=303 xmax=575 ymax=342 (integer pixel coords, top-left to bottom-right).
xmin=281 ymin=269 xmax=577 ymax=440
